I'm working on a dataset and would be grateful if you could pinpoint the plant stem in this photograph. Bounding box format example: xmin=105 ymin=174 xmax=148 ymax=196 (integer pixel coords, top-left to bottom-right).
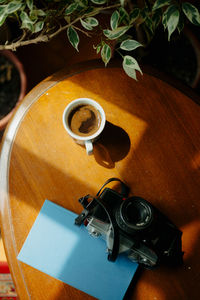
xmin=0 ymin=3 xmax=120 ymax=51
xmin=72 ymin=25 xmax=91 ymax=37
xmin=116 ymin=49 xmax=124 ymax=58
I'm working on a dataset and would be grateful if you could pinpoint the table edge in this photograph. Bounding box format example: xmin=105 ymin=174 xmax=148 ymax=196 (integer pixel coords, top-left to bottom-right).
xmin=0 ymin=58 xmax=200 ymax=299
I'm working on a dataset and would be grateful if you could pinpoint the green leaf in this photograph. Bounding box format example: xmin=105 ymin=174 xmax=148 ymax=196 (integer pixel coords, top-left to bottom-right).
xmin=122 ymin=55 xmax=142 ymax=80
xmin=80 ymin=18 xmax=93 ymax=30
xmin=67 ymin=26 xmax=79 ymax=51
xmin=0 ymin=9 xmax=7 ymax=27
xmin=65 ymin=3 xmax=78 ymax=16
xmin=110 ymin=10 xmax=120 ymax=30
xmin=119 ymin=7 xmax=130 ymax=25
xmin=163 ymin=5 xmax=180 ymax=40
xmin=34 ymin=20 xmax=44 ymax=33
xmin=30 ymin=9 xmax=46 ymax=19
xmin=152 ymin=0 xmax=171 ymax=11
xmin=0 ymin=5 xmax=6 ymax=15
xmin=140 ymin=7 xmax=149 ymax=21
xmin=120 ymin=39 xmax=143 ymax=51
xmin=152 ymin=8 xmax=162 ymax=29
xmin=7 ymin=1 xmax=22 ymax=14
xmin=65 ymin=16 xmax=71 ymax=24
xmin=129 ymin=8 xmax=140 ymax=24
xmin=101 ymin=43 xmax=111 ymax=66
xmin=84 ymin=17 xmax=99 ymax=27
xmin=177 ymin=14 xmax=184 ymax=33
xmin=103 ymin=26 xmax=130 ymax=40
xmin=29 ymin=13 xmax=37 ymax=23
xmin=162 ymin=9 xmax=168 ymax=29
xmin=26 ymin=0 xmax=33 ymax=11
xmin=38 ymin=10 xmax=46 ymax=17
xmin=90 ymin=0 xmax=106 ymax=4
xmin=20 ymin=11 xmax=34 ymax=32
xmin=93 ymin=43 xmax=102 ymax=54
xmin=182 ymin=2 xmax=200 ymax=26
xmin=96 ymin=45 xmax=101 ymax=54
xmin=145 ymin=16 xmax=154 ymax=34
xmin=142 ymin=22 xmax=154 ymax=43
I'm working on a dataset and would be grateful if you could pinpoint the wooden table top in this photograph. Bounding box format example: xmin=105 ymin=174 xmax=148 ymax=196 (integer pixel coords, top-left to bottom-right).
xmin=0 ymin=60 xmax=200 ymax=300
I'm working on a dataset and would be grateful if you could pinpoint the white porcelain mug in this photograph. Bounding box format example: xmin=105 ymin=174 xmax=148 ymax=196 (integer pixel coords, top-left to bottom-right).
xmin=62 ymin=98 xmax=106 ymax=155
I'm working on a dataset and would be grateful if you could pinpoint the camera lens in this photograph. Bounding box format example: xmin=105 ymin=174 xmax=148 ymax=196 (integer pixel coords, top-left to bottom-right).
xmin=125 ymin=201 xmax=149 ymax=225
xmin=115 ymin=197 xmax=154 ymax=234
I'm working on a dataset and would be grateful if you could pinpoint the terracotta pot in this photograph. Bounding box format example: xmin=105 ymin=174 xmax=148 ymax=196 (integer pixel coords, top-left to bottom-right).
xmin=0 ymin=50 xmax=27 ymax=130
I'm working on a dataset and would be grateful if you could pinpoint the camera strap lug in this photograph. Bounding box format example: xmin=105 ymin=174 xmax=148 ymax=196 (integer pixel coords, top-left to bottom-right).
xmin=75 ymin=209 xmax=89 ymax=226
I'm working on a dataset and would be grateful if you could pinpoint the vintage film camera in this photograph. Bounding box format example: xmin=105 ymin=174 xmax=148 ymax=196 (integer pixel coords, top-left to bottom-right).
xmin=75 ymin=178 xmax=183 ymax=269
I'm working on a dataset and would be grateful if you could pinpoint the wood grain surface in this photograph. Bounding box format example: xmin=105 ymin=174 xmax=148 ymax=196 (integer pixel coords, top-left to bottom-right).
xmin=0 ymin=61 xmax=200 ymax=300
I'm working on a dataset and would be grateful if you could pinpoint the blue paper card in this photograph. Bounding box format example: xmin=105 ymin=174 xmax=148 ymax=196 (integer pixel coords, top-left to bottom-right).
xmin=18 ymin=200 xmax=138 ymax=300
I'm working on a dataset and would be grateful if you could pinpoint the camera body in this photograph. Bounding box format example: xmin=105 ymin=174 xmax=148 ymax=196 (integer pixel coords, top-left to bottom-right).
xmin=75 ymin=180 xmax=183 ymax=269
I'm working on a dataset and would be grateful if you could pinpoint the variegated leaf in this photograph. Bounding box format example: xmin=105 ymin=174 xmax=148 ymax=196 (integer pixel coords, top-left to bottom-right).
xmin=20 ymin=11 xmax=34 ymax=32
xmin=123 ymin=55 xmax=142 ymax=80
xmin=110 ymin=10 xmax=120 ymax=30
xmin=7 ymin=1 xmax=22 ymax=14
xmin=84 ymin=17 xmax=99 ymax=27
xmin=120 ymin=39 xmax=143 ymax=51
xmin=152 ymin=0 xmax=171 ymax=11
xmin=129 ymin=8 xmax=140 ymax=24
xmin=67 ymin=26 xmax=79 ymax=51
xmin=163 ymin=5 xmax=180 ymax=40
xmin=34 ymin=20 xmax=44 ymax=33
xmin=26 ymin=0 xmax=33 ymax=11
xmin=103 ymin=26 xmax=130 ymax=40
xmin=101 ymin=43 xmax=111 ymax=66
xmin=65 ymin=3 xmax=78 ymax=16
xmin=182 ymin=2 xmax=200 ymax=26
xmin=90 ymin=0 xmax=106 ymax=4
xmin=80 ymin=19 xmax=93 ymax=30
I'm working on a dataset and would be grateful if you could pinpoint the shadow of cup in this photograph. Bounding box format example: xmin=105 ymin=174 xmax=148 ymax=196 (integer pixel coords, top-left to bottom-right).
xmin=93 ymin=121 xmax=131 ymax=168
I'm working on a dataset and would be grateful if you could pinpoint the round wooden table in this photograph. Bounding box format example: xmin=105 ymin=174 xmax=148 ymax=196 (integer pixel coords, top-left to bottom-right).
xmin=0 ymin=60 xmax=200 ymax=300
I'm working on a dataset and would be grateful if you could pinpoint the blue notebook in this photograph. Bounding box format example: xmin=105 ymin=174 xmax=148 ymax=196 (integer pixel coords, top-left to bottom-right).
xmin=18 ymin=200 xmax=138 ymax=300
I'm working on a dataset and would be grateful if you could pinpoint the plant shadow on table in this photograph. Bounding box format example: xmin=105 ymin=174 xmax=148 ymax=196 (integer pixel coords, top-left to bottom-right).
xmin=93 ymin=121 xmax=131 ymax=168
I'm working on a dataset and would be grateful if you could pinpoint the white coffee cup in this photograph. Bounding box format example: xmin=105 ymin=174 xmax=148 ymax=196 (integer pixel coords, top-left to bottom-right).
xmin=62 ymin=98 xmax=106 ymax=155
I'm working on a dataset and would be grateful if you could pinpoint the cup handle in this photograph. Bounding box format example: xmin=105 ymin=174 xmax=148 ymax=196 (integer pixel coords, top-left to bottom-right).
xmin=85 ymin=140 xmax=93 ymax=155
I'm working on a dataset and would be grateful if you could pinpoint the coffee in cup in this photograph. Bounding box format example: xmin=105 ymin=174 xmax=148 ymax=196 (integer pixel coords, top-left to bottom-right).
xmin=63 ymin=98 xmax=106 ymax=155
xmin=68 ymin=104 xmax=101 ymax=137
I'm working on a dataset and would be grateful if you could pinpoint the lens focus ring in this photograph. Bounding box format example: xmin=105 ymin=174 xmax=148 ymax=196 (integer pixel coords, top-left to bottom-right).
xmin=115 ymin=197 xmax=154 ymax=235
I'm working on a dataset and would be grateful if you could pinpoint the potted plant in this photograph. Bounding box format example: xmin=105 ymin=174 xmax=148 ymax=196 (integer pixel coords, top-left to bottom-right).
xmin=0 ymin=50 xmax=26 ymax=131
xmin=0 ymin=0 xmax=199 ymax=115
